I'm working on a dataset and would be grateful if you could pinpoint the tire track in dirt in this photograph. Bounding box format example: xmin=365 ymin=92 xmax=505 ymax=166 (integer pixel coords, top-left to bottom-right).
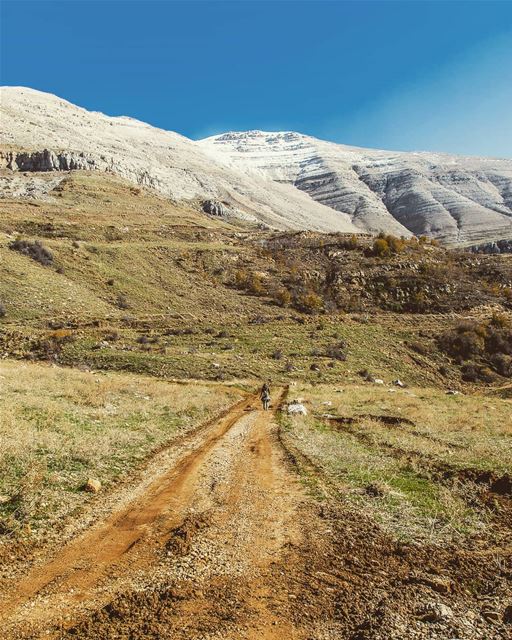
xmin=0 ymin=394 xmax=257 ymax=638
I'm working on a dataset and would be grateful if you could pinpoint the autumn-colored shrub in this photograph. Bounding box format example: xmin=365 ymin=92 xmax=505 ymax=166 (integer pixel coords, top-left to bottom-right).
xmin=275 ymin=288 xmax=292 ymax=307
xmin=438 ymin=315 xmax=512 ymax=379
xmin=298 ymin=291 xmax=323 ymax=314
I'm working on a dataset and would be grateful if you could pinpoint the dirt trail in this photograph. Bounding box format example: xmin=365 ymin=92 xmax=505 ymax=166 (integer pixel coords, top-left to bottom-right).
xmin=3 ymin=390 xmax=510 ymax=640
xmin=0 ymin=388 xmax=311 ymax=639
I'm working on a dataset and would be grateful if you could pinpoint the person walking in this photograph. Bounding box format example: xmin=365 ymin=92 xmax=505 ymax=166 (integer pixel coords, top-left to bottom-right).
xmin=260 ymin=382 xmax=271 ymax=411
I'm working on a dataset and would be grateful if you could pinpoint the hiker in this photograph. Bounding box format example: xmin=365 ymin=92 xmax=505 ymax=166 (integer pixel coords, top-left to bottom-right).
xmin=260 ymin=382 xmax=271 ymax=411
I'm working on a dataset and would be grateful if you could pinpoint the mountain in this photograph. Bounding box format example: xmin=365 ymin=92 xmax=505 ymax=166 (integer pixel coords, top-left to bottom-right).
xmin=0 ymin=87 xmax=358 ymax=233
xmin=1 ymin=87 xmax=512 ymax=244
xmin=199 ymin=131 xmax=512 ymax=245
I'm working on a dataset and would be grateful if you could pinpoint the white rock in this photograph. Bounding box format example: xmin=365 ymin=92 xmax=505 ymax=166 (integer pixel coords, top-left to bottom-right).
xmin=287 ymin=403 xmax=308 ymax=416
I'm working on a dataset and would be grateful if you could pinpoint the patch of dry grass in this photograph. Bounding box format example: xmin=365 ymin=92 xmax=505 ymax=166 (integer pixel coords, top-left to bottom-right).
xmin=0 ymin=359 xmax=242 ymax=541
xmin=280 ymin=383 xmax=511 ymax=542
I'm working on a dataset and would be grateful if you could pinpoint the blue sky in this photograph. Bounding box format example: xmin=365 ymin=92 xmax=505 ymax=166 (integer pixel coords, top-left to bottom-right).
xmin=1 ymin=0 xmax=511 ymax=157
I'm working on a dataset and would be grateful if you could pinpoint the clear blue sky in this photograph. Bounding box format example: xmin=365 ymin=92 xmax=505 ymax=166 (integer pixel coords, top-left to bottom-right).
xmin=1 ymin=0 xmax=511 ymax=157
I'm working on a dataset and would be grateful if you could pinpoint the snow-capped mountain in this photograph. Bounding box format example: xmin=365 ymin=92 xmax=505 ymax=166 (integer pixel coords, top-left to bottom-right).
xmin=0 ymin=87 xmax=358 ymax=233
xmin=1 ymin=87 xmax=511 ymax=244
xmin=199 ymin=131 xmax=512 ymax=245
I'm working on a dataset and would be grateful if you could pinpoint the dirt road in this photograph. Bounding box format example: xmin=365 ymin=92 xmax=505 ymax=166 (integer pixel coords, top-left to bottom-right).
xmin=0 ymin=390 xmax=320 ymax=638
xmin=2 ymin=390 xmax=510 ymax=640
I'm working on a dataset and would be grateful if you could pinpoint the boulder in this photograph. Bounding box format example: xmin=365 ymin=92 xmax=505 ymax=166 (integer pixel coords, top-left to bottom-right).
xmin=202 ymin=200 xmax=227 ymax=217
xmin=417 ymin=602 xmax=453 ymax=622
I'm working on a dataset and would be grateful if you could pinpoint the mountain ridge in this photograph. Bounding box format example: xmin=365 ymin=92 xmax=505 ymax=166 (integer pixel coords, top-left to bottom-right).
xmin=2 ymin=86 xmax=512 ymax=244
xmin=198 ymin=129 xmax=512 ymax=244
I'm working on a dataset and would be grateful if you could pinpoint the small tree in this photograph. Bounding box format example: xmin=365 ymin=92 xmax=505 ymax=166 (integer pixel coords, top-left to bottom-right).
xmin=248 ymin=274 xmax=266 ymax=296
xmin=373 ymin=238 xmax=390 ymax=257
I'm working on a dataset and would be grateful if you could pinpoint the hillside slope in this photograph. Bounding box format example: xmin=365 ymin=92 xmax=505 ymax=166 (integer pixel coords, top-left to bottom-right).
xmin=199 ymin=130 xmax=512 ymax=244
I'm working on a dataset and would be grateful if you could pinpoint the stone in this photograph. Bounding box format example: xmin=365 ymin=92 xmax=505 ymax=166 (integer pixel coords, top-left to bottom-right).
xmin=83 ymin=478 xmax=102 ymax=493
xmin=417 ymin=601 xmax=453 ymax=622
xmin=394 ymin=379 xmax=405 ymax=387
xmin=202 ymin=200 xmax=227 ymax=217
xmin=287 ymin=403 xmax=307 ymax=416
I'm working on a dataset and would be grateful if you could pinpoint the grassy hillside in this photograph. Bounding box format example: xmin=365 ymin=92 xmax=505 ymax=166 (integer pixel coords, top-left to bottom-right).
xmin=1 ymin=170 xmax=511 ymax=390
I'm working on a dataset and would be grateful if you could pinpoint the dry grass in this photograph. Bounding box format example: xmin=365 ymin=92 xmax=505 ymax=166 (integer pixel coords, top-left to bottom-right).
xmin=0 ymin=359 xmax=243 ymax=541
xmin=280 ymin=383 xmax=511 ymax=542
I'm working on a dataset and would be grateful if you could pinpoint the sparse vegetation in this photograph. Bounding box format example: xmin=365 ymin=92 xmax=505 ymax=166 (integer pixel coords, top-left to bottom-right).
xmin=0 ymin=360 xmax=242 ymax=540
xmin=8 ymin=238 xmax=53 ymax=266
xmin=279 ymin=382 xmax=512 ymax=542
xmin=438 ymin=314 xmax=512 ymax=380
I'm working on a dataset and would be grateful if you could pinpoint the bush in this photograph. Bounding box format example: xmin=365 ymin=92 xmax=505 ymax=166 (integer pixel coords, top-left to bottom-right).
xmin=116 ymin=295 xmax=130 ymax=310
xmin=248 ymin=274 xmax=266 ymax=296
xmin=325 ymin=342 xmax=347 ymax=361
xmin=438 ymin=316 xmax=512 ymax=379
xmin=275 ymin=288 xmax=292 ymax=307
xmin=438 ymin=321 xmax=486 ymax=361
xmin=370 ymin=234 xmax=406 ymax=257
xmin=9 ymin=239 xmax=53 ymax=266
xmin=372 ymin=238 xmax=390 ymax=257
xmin=298 ymin=291 xmax=323 ymax=314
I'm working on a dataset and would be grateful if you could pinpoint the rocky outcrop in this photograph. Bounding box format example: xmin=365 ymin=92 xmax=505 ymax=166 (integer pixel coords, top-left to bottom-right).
xmin=468 ymin=239 xmax=512 ymax=254
xmin=202 ymin=200 xmax=228 ymax=217
xmin=1 ymin=149 xmax=97 ymax=172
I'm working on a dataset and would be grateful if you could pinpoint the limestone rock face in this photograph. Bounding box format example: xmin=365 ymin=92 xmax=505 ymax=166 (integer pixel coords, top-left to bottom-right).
xmin=199 ymin=130 xmax=512 ymax=245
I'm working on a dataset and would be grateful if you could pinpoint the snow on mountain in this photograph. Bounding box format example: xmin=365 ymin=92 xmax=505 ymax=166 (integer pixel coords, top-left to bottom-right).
xmin=0 ymin=87 xmax=359 ymax=233
xmin=199 ymin=130 xmax=512 ymax=244
xmin=1 ymin=87 xmax=511 ymax=244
